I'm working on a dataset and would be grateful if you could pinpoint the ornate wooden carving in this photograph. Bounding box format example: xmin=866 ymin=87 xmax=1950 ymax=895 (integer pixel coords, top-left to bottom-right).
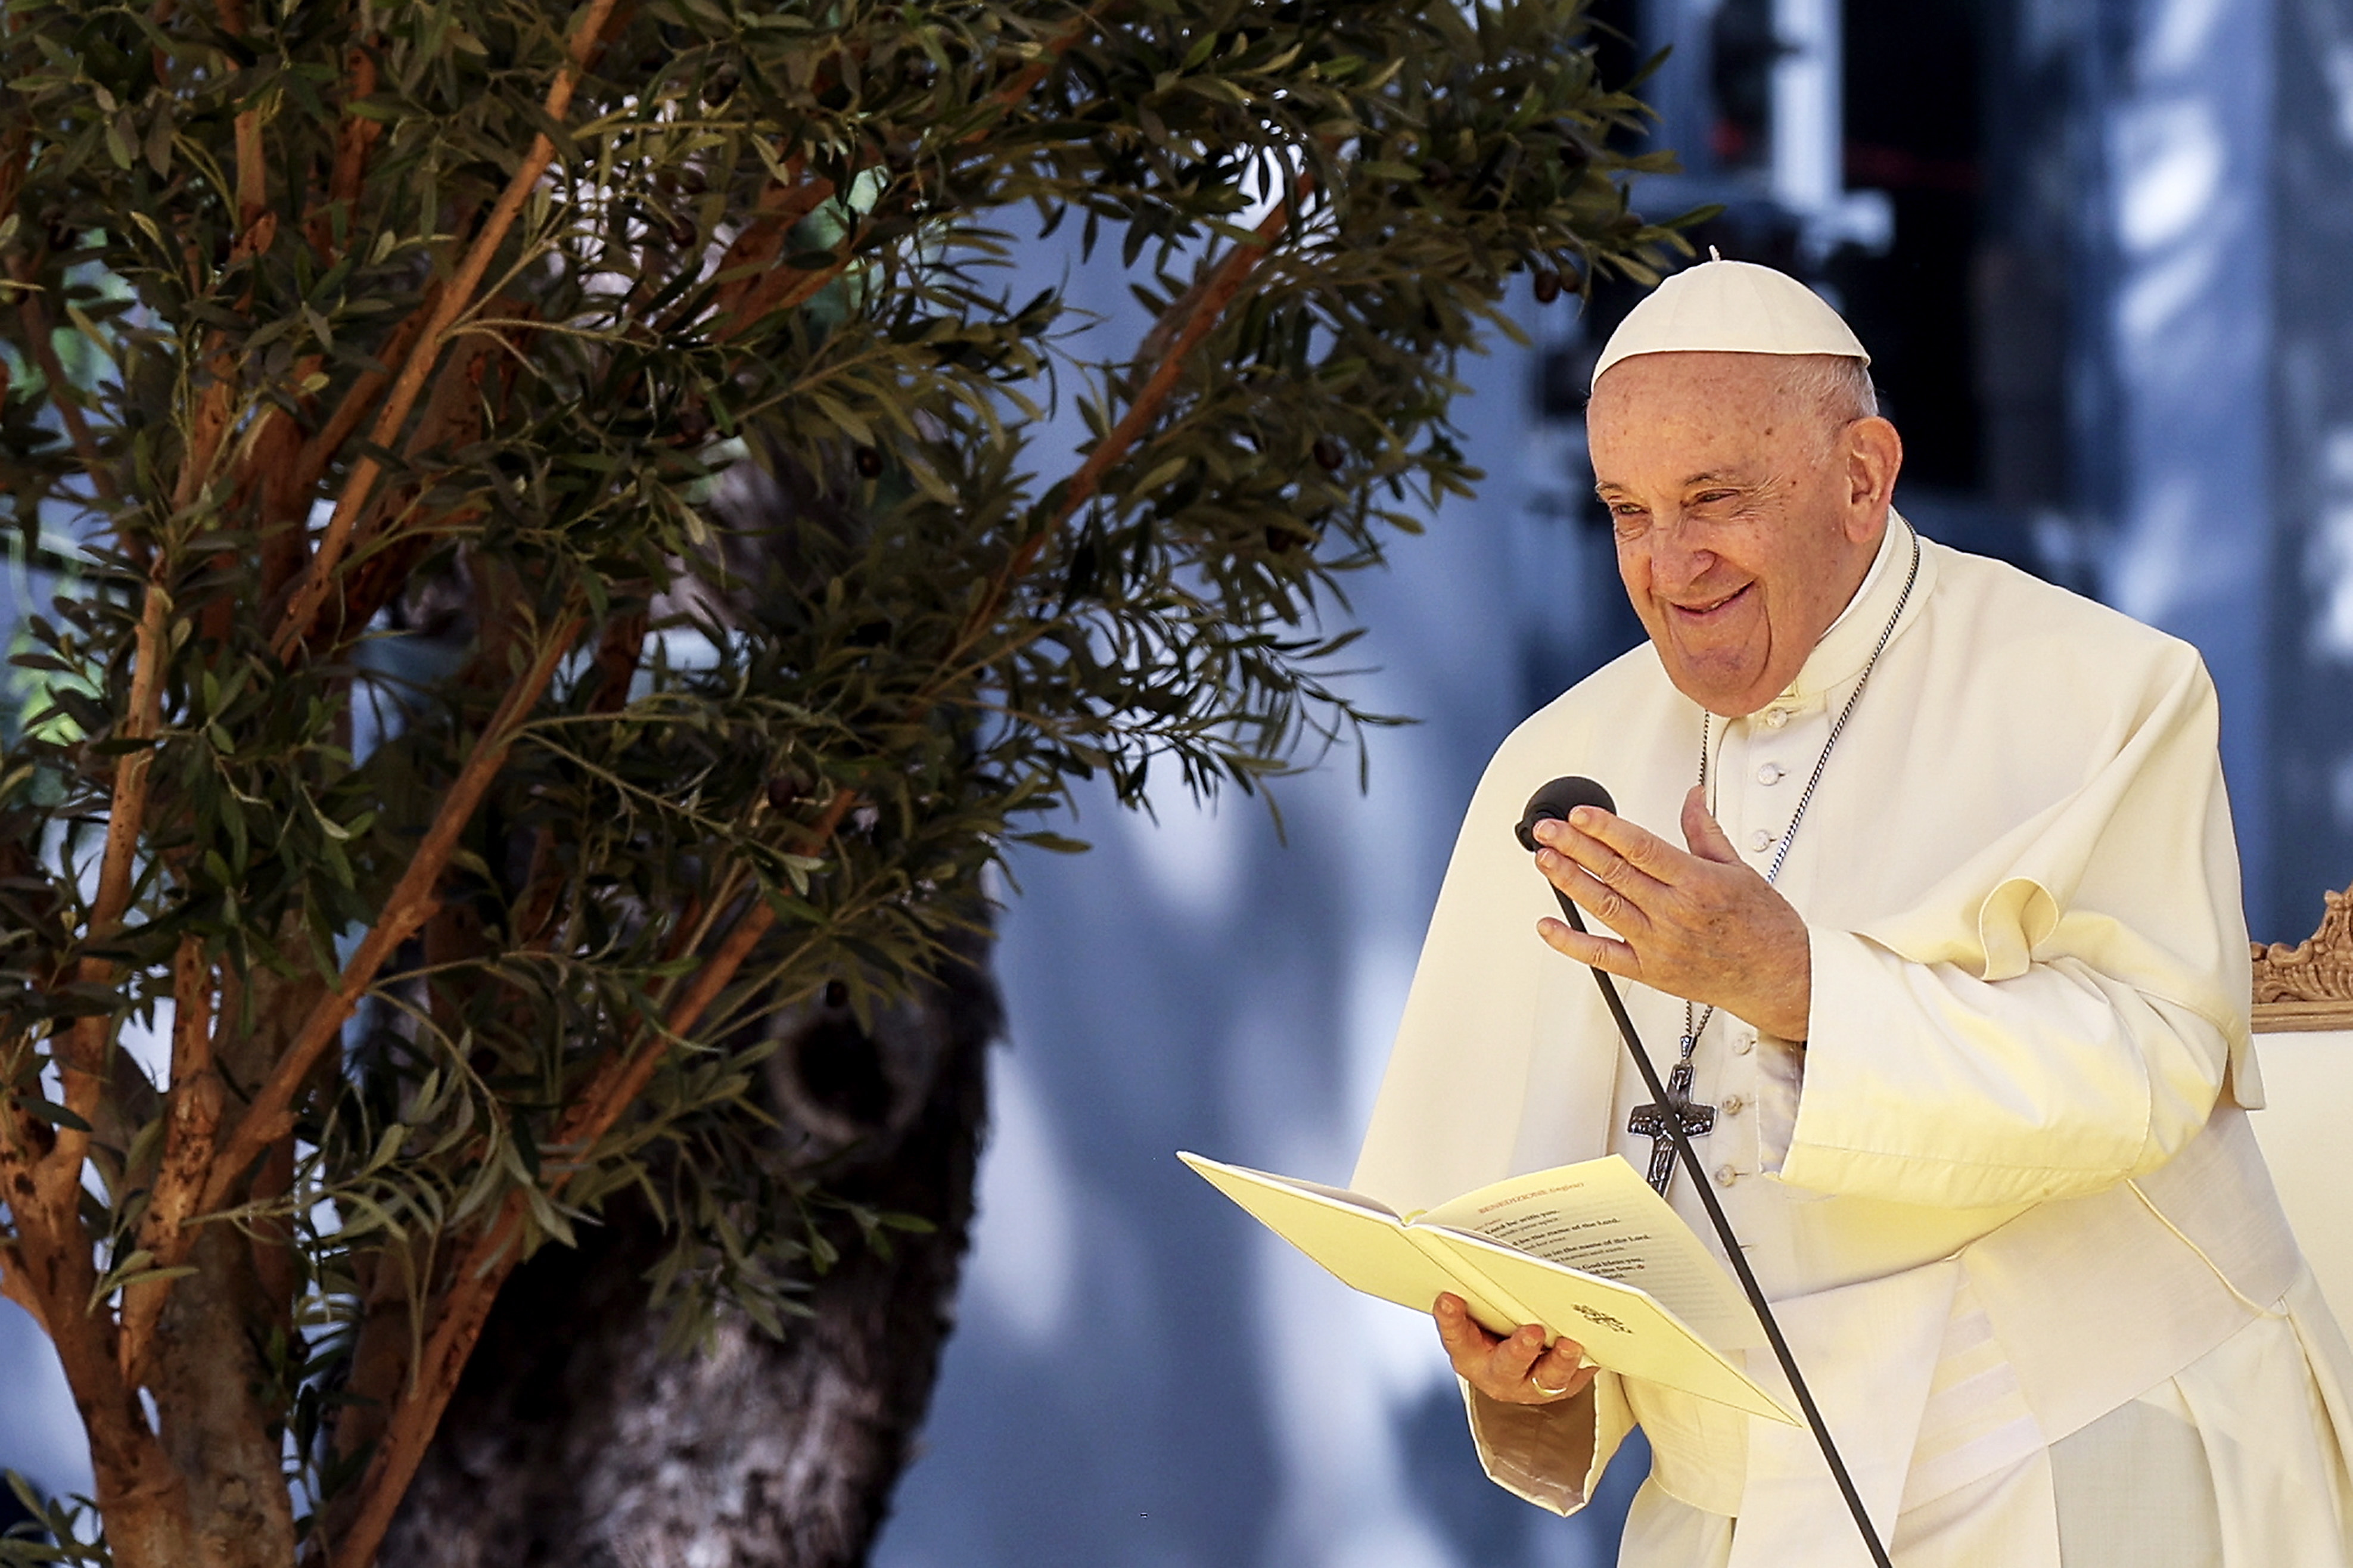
xmin=2253 ymin=885 xmax=2353 ymax=1031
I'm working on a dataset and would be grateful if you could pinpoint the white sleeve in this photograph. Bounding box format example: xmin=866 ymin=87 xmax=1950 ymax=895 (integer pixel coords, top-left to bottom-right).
xmin=1769 ymin=928 xmax=2231 ymax=1209
xmin=1459 ymin=1372 xmax=1635 ymax=1516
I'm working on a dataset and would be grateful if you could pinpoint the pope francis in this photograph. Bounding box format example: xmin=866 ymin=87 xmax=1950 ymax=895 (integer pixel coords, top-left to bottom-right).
xmin=1351 ymin=259 xmax=2353 ymax=1566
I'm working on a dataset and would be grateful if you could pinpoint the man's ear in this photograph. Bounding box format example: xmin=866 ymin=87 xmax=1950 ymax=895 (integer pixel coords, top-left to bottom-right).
xmin=1846 ymin=415 xmax=1903 ymax=525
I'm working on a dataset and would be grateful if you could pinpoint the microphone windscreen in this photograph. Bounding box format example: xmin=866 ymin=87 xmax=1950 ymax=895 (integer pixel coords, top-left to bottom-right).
xmin=1516 ymin=776 xmax=1616 ymax=852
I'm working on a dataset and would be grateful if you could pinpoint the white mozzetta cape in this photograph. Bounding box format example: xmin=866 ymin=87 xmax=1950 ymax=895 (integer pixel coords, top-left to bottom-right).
xmin=1353 ymin=522 xmax=2353 ymax=1566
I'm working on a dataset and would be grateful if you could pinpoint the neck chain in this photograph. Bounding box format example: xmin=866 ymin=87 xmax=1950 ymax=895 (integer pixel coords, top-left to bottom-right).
xmin=1664 ymin=524 xmax=1922 ymax=1152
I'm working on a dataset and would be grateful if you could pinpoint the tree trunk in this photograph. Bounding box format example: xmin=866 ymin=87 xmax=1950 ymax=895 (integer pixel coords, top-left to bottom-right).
xmin=378 ymin=944 xmax=999 ymax=1568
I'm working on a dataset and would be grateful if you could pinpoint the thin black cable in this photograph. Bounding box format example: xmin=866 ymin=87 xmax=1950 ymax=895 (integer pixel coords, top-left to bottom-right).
xmin=1549 ymin=889 xmax=1894 ymax=1568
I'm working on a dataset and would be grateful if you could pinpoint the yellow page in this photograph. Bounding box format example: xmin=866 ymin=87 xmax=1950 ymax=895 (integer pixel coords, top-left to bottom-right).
xmin=1416 ymin=1155 xmax=1760 ymax=1348
xmin=1430 ymin=1231 xmax=1796 ymax=1423
xmin=1395 ymin=1227 xmax=1544 ymax=1335
xmin=1177 ymin=1153 xmax=1521 ymax=1331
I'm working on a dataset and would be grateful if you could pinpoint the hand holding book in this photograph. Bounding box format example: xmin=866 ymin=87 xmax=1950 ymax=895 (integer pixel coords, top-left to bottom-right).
xmin=1178 ymin=1149 xmax=1797 ymax=1423
xmin=1434 ymin=1293 xmax=1595 ymax=1405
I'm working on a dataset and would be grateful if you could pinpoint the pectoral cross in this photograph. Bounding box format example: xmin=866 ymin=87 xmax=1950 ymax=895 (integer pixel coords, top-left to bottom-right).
xmin=1627 ymin=1047 xmax=1715 ymax=1196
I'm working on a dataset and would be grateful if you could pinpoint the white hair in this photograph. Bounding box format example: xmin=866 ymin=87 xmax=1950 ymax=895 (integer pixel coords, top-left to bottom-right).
xmin=1779 ymin=354 xmax=1880 ymax=431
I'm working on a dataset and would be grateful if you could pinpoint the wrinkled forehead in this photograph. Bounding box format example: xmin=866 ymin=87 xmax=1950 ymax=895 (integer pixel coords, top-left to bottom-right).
xmin=1588 ymin=349 xmax=1820 ymax=418
xmin=1586 ymin=351 xmax=1823 ymax=466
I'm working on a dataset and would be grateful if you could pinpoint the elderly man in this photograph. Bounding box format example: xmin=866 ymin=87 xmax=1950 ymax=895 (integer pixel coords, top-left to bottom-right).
xmin=1351 ymin=260 xmax=2353 ymax=1567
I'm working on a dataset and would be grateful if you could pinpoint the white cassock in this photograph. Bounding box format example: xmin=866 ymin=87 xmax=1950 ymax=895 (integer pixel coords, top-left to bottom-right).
xmin=1353 ymin=517 xmax=2353 ymax=1567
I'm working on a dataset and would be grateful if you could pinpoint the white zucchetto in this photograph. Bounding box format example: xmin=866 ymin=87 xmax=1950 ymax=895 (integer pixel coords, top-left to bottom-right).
xmin=1590 ymin=257 xmax=1870 ymax=390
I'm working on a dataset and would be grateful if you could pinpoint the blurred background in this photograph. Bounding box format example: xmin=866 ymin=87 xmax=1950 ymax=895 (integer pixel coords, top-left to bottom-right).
xmin=8 ymin=0 xmax=2353 ymax=1562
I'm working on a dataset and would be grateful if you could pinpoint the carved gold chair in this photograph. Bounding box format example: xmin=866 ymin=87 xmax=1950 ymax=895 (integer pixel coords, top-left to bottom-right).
xmin=2249 ymin=887 xmax=2353 ymax=1324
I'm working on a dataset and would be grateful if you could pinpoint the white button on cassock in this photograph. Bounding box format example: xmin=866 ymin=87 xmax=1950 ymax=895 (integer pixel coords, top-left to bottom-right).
xmin=1760 ymin=708 xmax=1790 ymax=729
xmin=1748 ymin=829 xmax=1774 ymax=853
xmin=1721 ymin=1094 xmax=1745 ymax=1115
xmin=1714 ymin=1164 xmax=1739 ymax=1188
xmin=1756 ymin=762 xmax=1786 ymax=785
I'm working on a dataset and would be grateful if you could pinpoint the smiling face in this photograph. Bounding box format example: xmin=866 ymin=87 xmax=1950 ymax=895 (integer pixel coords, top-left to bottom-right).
xmin=1587 ymin=351 xmax=1902 ymax=717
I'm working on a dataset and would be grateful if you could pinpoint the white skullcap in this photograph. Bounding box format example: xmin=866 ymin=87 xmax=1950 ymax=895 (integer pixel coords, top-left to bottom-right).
xmin=1590 ymin=257 xmax=1869 ymax=390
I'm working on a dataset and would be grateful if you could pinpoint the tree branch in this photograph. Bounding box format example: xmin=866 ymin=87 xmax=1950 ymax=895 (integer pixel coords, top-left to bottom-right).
xmin=250 ymin=379 xmax=321 ymax=599
xmin=0 ymin=120 xmax=31 ymax=235
xmin=285 ymin=276 xmax=444 ymax=507
xmin=117 ymin=934 xmax=220 ymax=1386
xmin=700 ymin=4 xmax=1100 ymax=342
xmin=323 ymin=1234 xmax=427 ymax=1501
xmin=701 ymin=173 xmax=835 ymax=336
xmin=288 ymin=306 xmax=517 ymax=652
xmin=943 ymin=170 xmax=1310 ymax=674
xmin=0 ymin=1240 xmax=48 ymax=1336
xmin=233 ymin=106 xmax=266 ymax=232
xmin=17 ymin=285 xmax=122 ymax=509
xmin=1061 ymin=186 xmax=1304 ymax=526
xmin=2 ymin=1163 xmax=182 ymax=1559
xmin=326 ymin=786 xmax=858 ymax=1568
xmin=47 ymin=550 xmax=178 ymax=1194
xmin=77 ymin=568 xmax=168 ymax=951
xmin=303 ymin=42 xmax=384 ymax=260
xmin=199 ymin=623 xmax=580 ymax=1217
xmin=271 ymin=0 xmax=629 ymax=658
xmin=173 ymin=353 xmax=248 ymax=517
xmin=179 ymin=14 xmax=287 ymax=522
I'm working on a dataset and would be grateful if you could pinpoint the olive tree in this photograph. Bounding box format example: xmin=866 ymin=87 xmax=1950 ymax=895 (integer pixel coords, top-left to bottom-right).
xmin=0 ymin=2 xmax=1689 ymax=1564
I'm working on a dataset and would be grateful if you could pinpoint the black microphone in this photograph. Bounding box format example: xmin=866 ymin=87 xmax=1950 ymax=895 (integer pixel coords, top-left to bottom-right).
xmin=1518 ymin=777 xmax=1892 ymax=1568
xmin=1515 ymin=774 xmax=1617 ymax=854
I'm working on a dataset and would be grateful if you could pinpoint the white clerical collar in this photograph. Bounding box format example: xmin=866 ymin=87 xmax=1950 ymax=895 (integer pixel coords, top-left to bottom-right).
xmin=1771 ymin=510 xmax=1934 ymax=706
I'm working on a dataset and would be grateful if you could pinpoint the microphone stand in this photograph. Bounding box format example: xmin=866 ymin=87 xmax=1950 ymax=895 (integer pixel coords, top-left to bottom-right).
xmin=1547 ymin=891 xmax=1895 ymax=1568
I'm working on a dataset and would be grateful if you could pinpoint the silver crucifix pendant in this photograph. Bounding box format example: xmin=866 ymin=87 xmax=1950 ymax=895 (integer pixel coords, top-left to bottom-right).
xmin=1627 ymin=1045 xmax=1716 ymax=1196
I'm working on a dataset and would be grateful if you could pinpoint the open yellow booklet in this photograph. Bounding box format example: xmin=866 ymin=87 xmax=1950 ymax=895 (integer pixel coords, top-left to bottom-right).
xmin=1179 ymin=1151 xmax=1798 ymax=1424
